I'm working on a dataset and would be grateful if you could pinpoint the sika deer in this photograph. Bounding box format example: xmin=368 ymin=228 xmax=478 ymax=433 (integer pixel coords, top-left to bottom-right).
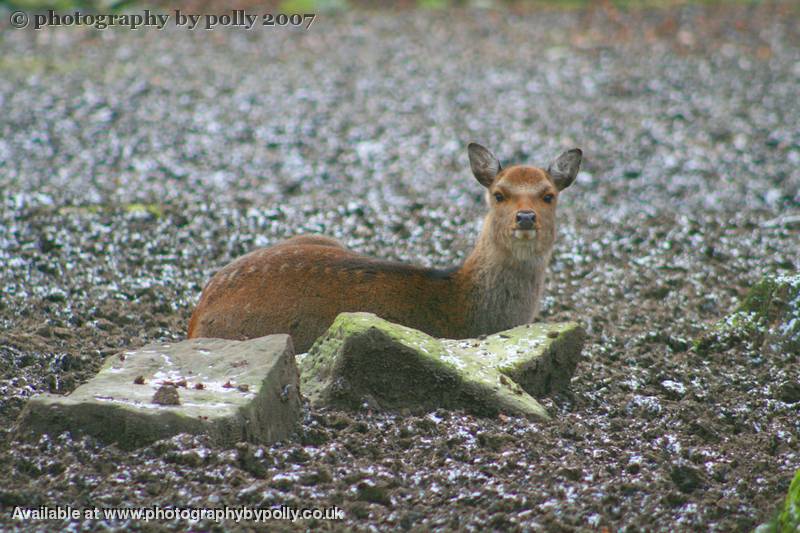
xmin=188 ymin=143 xmax=582 ymax=352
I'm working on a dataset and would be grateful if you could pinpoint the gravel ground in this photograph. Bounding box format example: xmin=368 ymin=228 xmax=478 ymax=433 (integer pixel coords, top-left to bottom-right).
xmin=1 ymin=3 xmax=799 ymax=531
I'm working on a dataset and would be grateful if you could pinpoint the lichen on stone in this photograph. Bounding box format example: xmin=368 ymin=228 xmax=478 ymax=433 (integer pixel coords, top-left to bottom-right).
xmin=13 ymin=335 xmax=301 ymax=449
xmin=299 ymin=312 xmax=585 ymax=420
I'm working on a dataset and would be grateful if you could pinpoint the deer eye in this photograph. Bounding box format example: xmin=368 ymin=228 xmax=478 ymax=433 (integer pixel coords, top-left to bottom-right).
xmin=494 ymin=192 xmax=505 ymax=202
xmin=543 ymin=193 xmax=554 ymax=204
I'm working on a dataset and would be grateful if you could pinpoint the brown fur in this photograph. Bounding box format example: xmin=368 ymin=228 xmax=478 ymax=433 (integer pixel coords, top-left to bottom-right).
xmin=188 ymin=145 xmax=581 ymax=352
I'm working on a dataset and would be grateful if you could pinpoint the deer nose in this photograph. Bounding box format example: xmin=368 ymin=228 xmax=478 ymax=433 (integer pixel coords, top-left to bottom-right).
xmin=516 ymin=210 xmax=536 ymax=230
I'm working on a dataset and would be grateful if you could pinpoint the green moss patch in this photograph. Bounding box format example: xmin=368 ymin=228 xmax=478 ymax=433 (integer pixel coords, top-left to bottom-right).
xmin=695 ymin=273 xmax=800 ymax=356
xmin=756 ymin=469 xmax=800 ymax=533
xmin=299 ymin=313 xmax=586 ymax=420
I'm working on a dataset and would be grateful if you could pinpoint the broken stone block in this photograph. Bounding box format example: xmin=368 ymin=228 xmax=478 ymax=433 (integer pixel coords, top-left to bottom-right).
xmin=14 ymin=335 xmax=301 ymax=450
xmin=299 ymin=312 xmax=586 ymax=420
xmin=445 ymin=322 xmax=585 ymax=398
xmin=696 ymin=273 xmax=800 ymax=356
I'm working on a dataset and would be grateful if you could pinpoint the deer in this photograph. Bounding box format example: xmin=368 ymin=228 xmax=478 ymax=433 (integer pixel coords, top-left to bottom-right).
xmin=188 ymin=143 xmax=582 ymax=353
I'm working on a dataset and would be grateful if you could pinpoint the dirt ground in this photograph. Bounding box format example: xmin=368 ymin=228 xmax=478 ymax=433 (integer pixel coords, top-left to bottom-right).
xmin=1 ymin=3 xmax=799 ymax=531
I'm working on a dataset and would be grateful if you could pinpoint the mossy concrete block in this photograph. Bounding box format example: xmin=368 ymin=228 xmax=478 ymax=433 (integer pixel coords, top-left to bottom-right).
xmin=696 ymin=273 xmax=800 ymax=355
xmin=444 ymin=322 xmax=585 ymax=398
xmin=14 ymin=335 xmax=301 ymax=450
xmin=299 ymin=313 xmax=586 ymax=420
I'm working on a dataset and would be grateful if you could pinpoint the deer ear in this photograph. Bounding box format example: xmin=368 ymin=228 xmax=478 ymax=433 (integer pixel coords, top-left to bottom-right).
xmin=468 ymin=143 xmax=501 ymax=188
xmin=547 ymin=148 xmax=582 ymax=191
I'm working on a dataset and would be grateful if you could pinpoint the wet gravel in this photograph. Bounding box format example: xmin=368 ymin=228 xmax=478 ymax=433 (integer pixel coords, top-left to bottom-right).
xmin=1 ymin=3 xmax=799 ymax=531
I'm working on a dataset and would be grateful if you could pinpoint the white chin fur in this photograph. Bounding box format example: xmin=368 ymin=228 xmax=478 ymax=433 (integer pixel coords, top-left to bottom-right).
xmin=513 ymin=229 xmax=536 ymax=241
xmin=510 ymin=230 xmax=539 ymax=262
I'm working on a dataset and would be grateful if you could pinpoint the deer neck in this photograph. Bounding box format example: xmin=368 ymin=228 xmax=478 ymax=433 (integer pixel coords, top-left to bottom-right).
xmin=457 ymin=225 xmax=551 ymax=336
